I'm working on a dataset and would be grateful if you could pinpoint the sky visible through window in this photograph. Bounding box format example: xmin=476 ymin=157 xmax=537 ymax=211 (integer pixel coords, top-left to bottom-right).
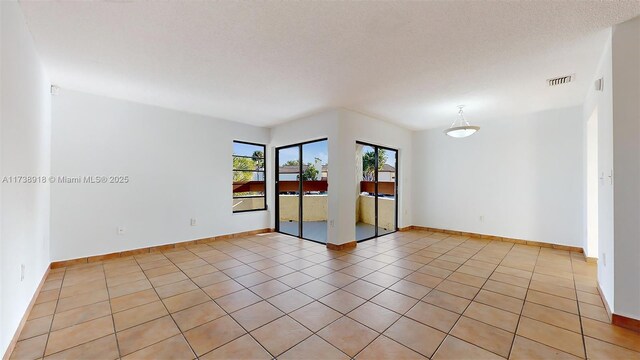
xmin=385 ymin=150 xmax=396 ymax=167
xmin=277 ymin=141 xmax=396 ymax=168
xmin=278 ymin=140 xmax=328 ymax=166
xmin=233 ymin=142 xmax=264 ymax=157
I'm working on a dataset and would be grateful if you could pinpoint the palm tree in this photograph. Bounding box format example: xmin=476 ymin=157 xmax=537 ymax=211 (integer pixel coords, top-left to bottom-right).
xmin=233 ymin=157 xmax=255 ymax=182
xmin=251 ymin=150 xmax=264 ymax=170
xmin=362 ymin=149 xmax=387 ymax=181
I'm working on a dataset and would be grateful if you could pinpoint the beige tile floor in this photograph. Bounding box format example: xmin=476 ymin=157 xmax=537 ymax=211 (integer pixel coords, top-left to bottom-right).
xmin=9 ymin=230 xmax=640 ymax=359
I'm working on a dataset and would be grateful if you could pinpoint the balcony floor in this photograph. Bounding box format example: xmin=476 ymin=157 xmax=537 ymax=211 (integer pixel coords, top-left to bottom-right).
xmin=279 ymin=221 xmax=395 ymax=243
xmin=279 ymin=221 xmax=327 ymax=243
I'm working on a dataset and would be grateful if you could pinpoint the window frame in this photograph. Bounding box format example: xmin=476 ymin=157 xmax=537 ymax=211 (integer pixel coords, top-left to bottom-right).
xmin=355 ymin=140 xmax=399 ymax=242
xmin=274 ymin=138 xmax=329 ymax=244
xmin=232 ymin=140 xmax=267 ymax=213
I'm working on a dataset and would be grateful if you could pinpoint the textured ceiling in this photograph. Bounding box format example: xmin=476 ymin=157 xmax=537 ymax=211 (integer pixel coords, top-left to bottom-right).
xmin=19 ymin=1 xmax=640 ymax=129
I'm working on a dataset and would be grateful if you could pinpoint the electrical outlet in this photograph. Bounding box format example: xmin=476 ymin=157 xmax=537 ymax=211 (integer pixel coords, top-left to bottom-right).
xmin=329 ymin=220 xmax=335 ymax=228
xmin=190 ymin=218 xmax=197 ymax=226
xmin=479 ymin=215 xmax=484 ymax=223
xmin=117 ymin=226 xmax=126 ymax=235
xmin=602 ymin=252 xmax=606 ymax=266
xmin=20 ymin=264 xmax=25 ymax=281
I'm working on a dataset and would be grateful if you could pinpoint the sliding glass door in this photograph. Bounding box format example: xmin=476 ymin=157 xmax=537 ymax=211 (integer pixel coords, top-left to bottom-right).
xmin=356 ymin=144 xmax=377 ymax=240
xmin=302 ymin=140 xmax=329 ymax=242
xmin=276 ymin=139 xmax=328 ymax=243
xmin=355 ymin=142 xmax=398 ymax=241
xmin=277 ymin=145 xmax=301 ymax=237
xmin=377 ymin=148 xmax=397 ymax=236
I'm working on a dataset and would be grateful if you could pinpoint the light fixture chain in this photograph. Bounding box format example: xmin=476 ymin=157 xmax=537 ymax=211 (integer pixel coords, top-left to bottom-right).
xmin=443 ymin=104 xmax=479 ymax=138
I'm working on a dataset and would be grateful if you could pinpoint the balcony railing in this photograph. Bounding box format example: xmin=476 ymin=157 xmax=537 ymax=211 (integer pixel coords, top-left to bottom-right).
xmin=233 ymin=180 xmax=395 ymax=195
xmin=233 ymin=180 xmax=329 ymax=193
xmin=278 ymin=180 xmax=328 ymax=192
xmin=359 ymin=181 xmax=395 ymax=196
xmin=233 ymin=181 xmax=266 ymax=193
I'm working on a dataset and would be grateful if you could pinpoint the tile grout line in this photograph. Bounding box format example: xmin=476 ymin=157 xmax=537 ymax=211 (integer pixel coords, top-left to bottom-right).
xmin=318 ymin=253 xmax=438 ymax=357
xmin=130 ymin=254 xmax=202 ymax=359
xmin=332 ymin=233 xmax=511 ymax=358
xmin=10 ymin=230 xmax=619 ymax=359
xmin=506 ymin=244 xmax=539 ymax=359
xmin=187 ymin=234 xmax=622 ymax=357
xmin=198 ymin=234 xmax=419 ymax=358
xmin=185 ymin=240 xmax=350 ymax=359
xmin=517 ymin=249 xmax=595 ymax=359
xmin=38 ymin=237 xmax=493 ymax=353
xmin=40 ymin=267 xmax=66 ymax=358
xmin=239 ymin=236 xmax=387 ymax=355
xmin=172 ymin=245 xmax=283 ymax=359
xmin=456 ymin=242 xmax=600 ymax=353
xmin=570 ymin=252 xmax=589 ymax=359
xmin=280 ymin=235 xmax=435 ymax=358
xmin=39 ymin=265 xmax=116 ymax=359
xmin=101 ymin=263 xmax=124 ymax=359
xmin=378 ymin=232 xmax=624 ymax=352
xmin=43 ymin=234 xmax=422 ymax=358
xmin=423 ymin=236 xmax=510 ymax=359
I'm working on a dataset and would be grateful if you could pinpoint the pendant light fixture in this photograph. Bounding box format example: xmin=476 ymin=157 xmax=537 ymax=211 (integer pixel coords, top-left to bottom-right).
xmin=444 ymin=105 xmax=480 ymax=138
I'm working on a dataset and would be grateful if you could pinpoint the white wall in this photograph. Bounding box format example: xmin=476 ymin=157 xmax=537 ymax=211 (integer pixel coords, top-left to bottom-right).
xmin=585 ymin=109 xmax=598 ymax=258
xmin=1 ymin=1 xmax=52 ymax=355
xmin=583 ymin=33 xmax=615 ymax=311
xmin=340 ymin=110 xmax=413 ymax=240
xmin=412 ymin=106 xmax=584 ymax=247
xmin=51 ymin=89 xmax=270 ymax=261
xmin=269 ymin=109 xmax=413 ymax=245
xmin=1 ymin=2 xmax=4 ymax=355
xmin=269 ymin=110 xmax=342 ymax=243
xmin=1 ymin=2 xmax=4 ymax=353
xmin=612 ymin=15 xmax=640 ymax=320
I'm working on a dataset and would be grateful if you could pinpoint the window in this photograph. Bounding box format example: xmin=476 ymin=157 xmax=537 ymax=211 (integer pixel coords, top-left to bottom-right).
xmin=233 ymin=141 xmax=266 ymax=212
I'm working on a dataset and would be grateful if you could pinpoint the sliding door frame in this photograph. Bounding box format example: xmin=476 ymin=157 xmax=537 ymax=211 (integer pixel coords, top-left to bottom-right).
xmin=355 ymin=141 xmax=399 ymax=242
xmin=275 ymin=138 xmax=328 ymax=244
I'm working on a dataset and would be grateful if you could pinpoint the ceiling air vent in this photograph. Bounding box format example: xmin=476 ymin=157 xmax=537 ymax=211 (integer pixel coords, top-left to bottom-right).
xmin=548 ymin=74 xmax=575 ymax=86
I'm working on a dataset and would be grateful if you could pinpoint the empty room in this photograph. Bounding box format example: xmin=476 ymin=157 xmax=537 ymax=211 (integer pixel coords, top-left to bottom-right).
xmin=2 ymin=1 xmax=640 ymax=359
